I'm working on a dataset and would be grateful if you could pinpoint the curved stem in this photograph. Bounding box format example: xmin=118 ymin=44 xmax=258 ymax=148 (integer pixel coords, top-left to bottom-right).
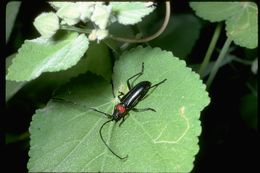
xmin=199 ymin=23 xmax=223 ymax=77
xmin=206 ymin=37 xmax=233 ymax=89
xmin=109 ymin=1 xmax=171 ymax=43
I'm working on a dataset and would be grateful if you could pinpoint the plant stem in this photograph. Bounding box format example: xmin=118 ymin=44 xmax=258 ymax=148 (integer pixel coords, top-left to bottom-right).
xmin=60 ymin=25 xmax=92 ymax=34
xmin=199 ymin=23 xmax=222 ymax=77
xmin=232 ymin=57 xmax=253 ymax=65
xmin=206 ymin=37 xmax=233 ymax=89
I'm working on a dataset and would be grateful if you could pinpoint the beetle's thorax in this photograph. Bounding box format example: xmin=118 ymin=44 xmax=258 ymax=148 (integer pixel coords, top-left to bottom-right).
xmin=116 ymin=104 xmax=126 ymax=113
xmin=113 ymin=103 xmax=127 ymax=121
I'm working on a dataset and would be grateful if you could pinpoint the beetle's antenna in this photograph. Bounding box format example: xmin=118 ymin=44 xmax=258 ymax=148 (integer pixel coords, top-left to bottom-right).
xmin=99 ymin=120 xmax=128 ymax=160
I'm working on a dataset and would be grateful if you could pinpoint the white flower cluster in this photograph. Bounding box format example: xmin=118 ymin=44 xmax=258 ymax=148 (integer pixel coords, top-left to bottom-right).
xmin=33 ymin=1 xmax=155 ymax=42
xmin=33 ymin=2 xmax=112 ymax=41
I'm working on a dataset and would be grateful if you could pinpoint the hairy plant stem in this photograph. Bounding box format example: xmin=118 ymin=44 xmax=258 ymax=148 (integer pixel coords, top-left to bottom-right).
xmin=109 ymin=1 xmax=171 ymax=43
xmin=206 ymin=37 xmax=233 ymax=89
xmin=199 ymin=23 xmax=222 ymax=77
xmin=232 ymin=57 xmax=254 ymax=65
xmin=60 ymin=25 xmax=92 ymax=34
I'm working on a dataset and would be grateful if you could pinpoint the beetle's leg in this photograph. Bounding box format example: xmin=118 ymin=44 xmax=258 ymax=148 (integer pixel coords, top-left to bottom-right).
xmin=150 ymin=79 xmax=167 ymax=89
xmin=119 ymin=114 xmax=130 ymax=127
xmin=141 ymin=79 xmax=167 ymax=101
xmin=119 ymin=117 xmax=125 ymax=127
xmin=90 ymin=108 xmax=113 ymax=119
xmin=132 ymin=107 xmax=156 ymax=112
xmin=117 ymin=91 xmax=125 ymax=101
xmin=126 ymin=62 xmax=144 ymax=89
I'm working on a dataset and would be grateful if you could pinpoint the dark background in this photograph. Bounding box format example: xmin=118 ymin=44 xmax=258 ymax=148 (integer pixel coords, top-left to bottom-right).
xmin=5 ymin=1 xmax=258 ymax=172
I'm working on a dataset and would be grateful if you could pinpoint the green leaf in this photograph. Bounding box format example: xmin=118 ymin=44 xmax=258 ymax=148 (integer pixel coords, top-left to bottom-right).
xmin=111 ymin=2 xmax=155 ymax=25
xmin=28 ymin=46 xmax=210 ymax=172
xmin=190 ymin=2 xmax=258 ymax=49
xmin=226 ymin=2 xmax=258 ymax=49
xmin=5 ymin=42 xmax=111 ymax=104
xmin=83 ymin=42 xmax=112 ymax=80
xmin=6 ymin=53 xmax=26 ymax=101
xmin=6 ymin=32 xmax=89 ymax=82
xmin=41 ymin=41 xmax=112 ymax=83
xmin=190 ymin=2 xmax=241 ymax=22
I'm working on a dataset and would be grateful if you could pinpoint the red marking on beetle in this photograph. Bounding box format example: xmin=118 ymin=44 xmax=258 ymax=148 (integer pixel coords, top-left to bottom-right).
xmin=116 ymin=104 xmax=126 ymax=113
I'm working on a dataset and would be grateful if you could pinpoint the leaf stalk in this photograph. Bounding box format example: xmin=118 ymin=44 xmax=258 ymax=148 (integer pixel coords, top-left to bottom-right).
xmin=206 ymin=37 xmax=233 ymax=89
xmin=199 ymin=23 xmax=222 ymax=77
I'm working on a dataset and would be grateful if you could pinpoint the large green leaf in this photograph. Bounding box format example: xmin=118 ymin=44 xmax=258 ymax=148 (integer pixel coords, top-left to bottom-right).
xmin=28 ymin=46 xmax=210 ymax=172
xmin=6 ymin=41 xmax=112 ymax=103
xmin=33 ymin=41 xmax=112 ymax=85
xmin=190 ymin=2 xmax=258 ymax=49
xmin=6 ymin=31 xmax=89 ymax=82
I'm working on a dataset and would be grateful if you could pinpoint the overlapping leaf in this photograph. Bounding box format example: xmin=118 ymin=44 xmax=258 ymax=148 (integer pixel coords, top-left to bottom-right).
xmin=190 ymin=2 xmax=258 ymax=49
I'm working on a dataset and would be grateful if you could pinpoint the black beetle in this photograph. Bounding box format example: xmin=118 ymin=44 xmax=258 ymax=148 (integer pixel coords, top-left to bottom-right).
xmin=91 ymin=62 xmax=167 ymax=160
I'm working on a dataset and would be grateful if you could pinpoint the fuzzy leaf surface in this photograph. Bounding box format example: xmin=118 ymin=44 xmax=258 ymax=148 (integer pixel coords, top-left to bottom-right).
xmin=28 ymin=46 xmax=210 ymax=172
xmin=6 ymin=32 xmax=89 ymax=81
xmin=226 ymin=2 xmax=258 ymax=49
xmin=111 ymin=2 xmax=155 ymax=25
